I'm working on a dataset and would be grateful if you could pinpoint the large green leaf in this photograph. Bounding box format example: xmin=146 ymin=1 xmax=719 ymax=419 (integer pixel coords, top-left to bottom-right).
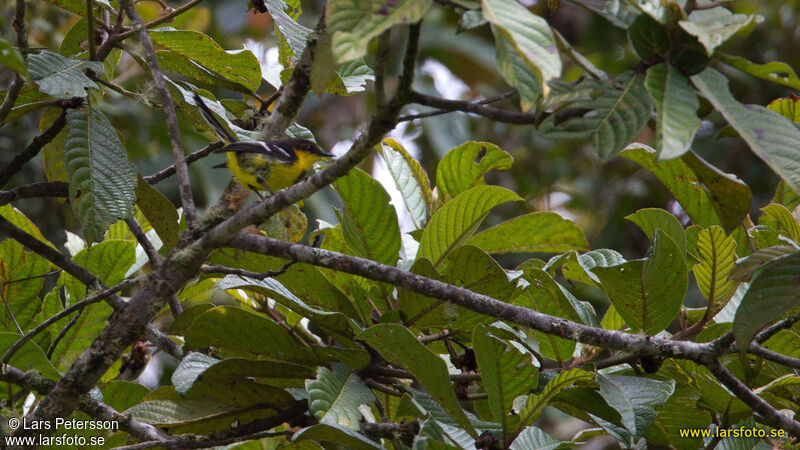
xmin=509 ymin=426 xmax=566 ymax=450
xmin=215 ymin=275 xmax=359 ymax=342
xmin=759 ymin=203 xmax=800 ymax=245
xmin=306 ymin=363 xmax=375 ymax=430
xmin=156 ymin=51 xmax=252 ymax=94
xmin=679 ymin=10 xmax=760 ymax=55
xmin=293 ymin=423 xmax=383 ymax=449
xmin=185 ymin=306 xmax=336 ymax=366
xmin=0 ymin=333 xmax=60 ymax=383
xmin=27 ymin=51 xmax=103 ymax=99
xmin=467 ymin=212 xmax=588 ymax=255
xmin=647 ymin=387 xmax=711 ymax=450
xmin=693 ymin=226 xmax=738 ymax=311
xmin=510 ymin=369 xmax=594 ymax=442
xmin=135 ymin=176 xmax=179 ymax=251
xmin=492 ymin=27 xmax=542 ymax=112
xmin=0 ymin=240 xmax=49 ymax=332
xmin=482 ymin=0 xmax=561 ymax=86
xmin=733 ymin=251 xmax=800 ymax=349
xmin=327 ymin=0 xmax=432 ymax=63
xmin=620 ymin=145 xmax=751 ymax=232
xmin=596 ymin=375 xmax=675 ymax=442
xmin=593 ymin=230 xmax=688 ymax=334
xmin=172 ymin=353 xmax=219 ymax=395
xmin=544 ymin=248 xmax=626 ymax=287
xmin=149 ymin=29 xmax=261 ymax=91
xmin=624 ymin=208 xmax=687 ymax=257
xmin=644 ymin=63 xmax=700 ymax=160
xmin=0 ymin=206 xmax=56 ymax=250
xmin=716 ymin=52 xmax=800 ymax=91
xmin=473 ymin=325 xmax=539 ymax=436
xmin=538 ymin=73 xmax=652 ymax=160
xmin=436 ymin=141 xmax=513 ymax=200
xmin=65 ymin=109 xmax=137 ymax=242
xmin=378 ymin=138 xmax=432 ymax=229
xmin=357 ymin=324 xmax=477 ymax=436
xmin=61 ymin=240 xmax=135 ymax=301
xmin=262 ymin=0 xmax=312 ymax=64
xmin=418 ymin=185 xmax=522 ymax=266
xmin=125 ymin=398 xmax=235 ymax=428
xmin=334 ymin=168 xmax=401 ymax=266
xmin=692 ymin=68 xmax=800 ymax=195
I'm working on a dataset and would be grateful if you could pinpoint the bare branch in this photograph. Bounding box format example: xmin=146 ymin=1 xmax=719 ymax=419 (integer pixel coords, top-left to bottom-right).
xmin=398 ymin=91 xmax=517 ymax=122
xmin=120 ymin=0 xmax=196 ymax=226
xmin=707 ymin=359 xmax=800 ymax=436
xmin=0 ymin=182 xmax=69 ymax=206
xmin=0 ymin=0 xmax=28 ymax=124
xmin=114 ymin=0 xmax=206 ymax=42
xmin=409 ymin=91 xmax=537 ymax=124
xmin=144 ymin=141 xmax=225 ymax=184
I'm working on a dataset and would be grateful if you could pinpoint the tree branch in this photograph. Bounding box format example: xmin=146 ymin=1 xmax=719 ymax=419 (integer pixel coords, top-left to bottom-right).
xmin=409 ymin=91 xmax=537 ymax=124
xmin=0 ymin=181 xmax=69 ymax=206
xmin=0 ymin=109 xmax=66 ymax=188
xmin=0 ymin=365 xmax=170 ymax=443
xmin=398 ymin=91 xmax=517 ymax=122
xmin=120 ymin=0 xmax=196 ymax=227
xmin=144 ymin=141 xmax=225 ymax=184
xmin=0 ymin=0 xmax=28 ymax=125
xmin=113 ymin=0 xmax=206 ymax=42
xmin=707 ymin=359 xmax=800 ymax=436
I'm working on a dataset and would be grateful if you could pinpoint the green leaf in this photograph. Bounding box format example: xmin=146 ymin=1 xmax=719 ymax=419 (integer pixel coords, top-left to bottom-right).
xmin=692 ymin=68 xmax=800 ymax=195
xmin=514 ymin=285 xmax=574 ymax=363
xmin=101 ymin=381 xmax=151 ymax=412
xmin=593 ymin=230 xmax=688 ymax=334
xmin=156 ymin=51 xmax=252 ymax=94
xmin=62 ymin=240 xmax=135 ymax=301
xmin=571 ymin=0 xmax=638 ymax=28
xmin=628 ymin=14 xmax=669 ymax=60
xmin=730 ymin=245 xmax=797 ymax=282
xmin=509 ymin=426 xmax=565 ymax=450
xmin=65 ymin=109 xmax=137 ymax=242
xmin=716 ymin=52 xmax=800 ymax=91
xmin=334 ymin=168 xmax=402 ymax=266
xmin=418 ymin=185 xmax=522 ymax=266
xmin=0 ymin=333 xmax=60 ymax=382
xmin=482 ymin=0 xmax=560 ymax=87
xmin=624 ymin=208 xmax=687 ymax=257
xmin=0 ymin=205 xmax=56 ymax=250
xmin=327 ymin=0 xmax=432 ymax=63
xmin=544 ymin=248 xmax=626 ymax=286
xmin=759 ymin=203 xmax=800 ymax=245
xmin=215 ymin=275 xmax=359 ymax=342
xmin=473 ymin=325 xmax=539 ymax=436
xmin=620 ymin=145 xmax=751 ymax=232
xmin=733 ymin=251 xmax=800 ymax=349
xmin=0 ymin=39 xmax=29 ymax=79
xmin=125 ymin=398 xmax=234 ymax=428
xmin=467 ymin=212 xmax=588 ymax=255
xmin=492 ymin=28 xmax=541 ymax=111
xmin=27 ymin=51 xmax=103 ymax=99
xmin=263 ymin=0 xmax=312 ymax=64
xmin=327 ymin=59 xmax=375 ymax=95
xmin=185 ymin=306 xmax=333 ymax=366
xmin=601 ymin=305 xmax=626 ymax=330
xmin=149 ymin=29 xmax=261 ymax=91
xmin=307 ymin=363 xmax=375 ymax=430
xmin=693 ymin=226 xmax=738 ymax=310
xmin=597 ymin=375 xmax=675 ymax=440
xmin=135 ymin=176 xmax=179 ymax=251
xmin=679 ymin=11 xmax=760 ymax=55
xmin=293 ymin=423 xmax=382 ymax=449
xmin=378 ymin=138 xmax=432 ymax=229
xmin=195 ymin=357 xmax=315 ymax=385
xmin=436 ymin=141 xmax=513 ymax=200
xmin=510 ymin=369 xmax=594 ymax=442
xmin=644 ymin=63 xmax=700 ymax=160
xmin=647 ymin=387 xmax=711 ymax=450
xmin=538 ymin=73 xmax=652 ymax=160
xmin=357 ymin=324 xmax=477 ymax=436
xmin=172 ymin=352 xmax=218 ymax=395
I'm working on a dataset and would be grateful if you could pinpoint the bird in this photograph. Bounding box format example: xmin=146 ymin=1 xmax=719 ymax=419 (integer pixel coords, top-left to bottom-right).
xmin=192 ymin=92 xmax=333 ymax=195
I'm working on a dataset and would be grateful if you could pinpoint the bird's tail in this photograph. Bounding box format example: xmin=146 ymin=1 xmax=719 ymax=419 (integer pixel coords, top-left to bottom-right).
xmin=192 ymin=92 xmax=238 ymax=144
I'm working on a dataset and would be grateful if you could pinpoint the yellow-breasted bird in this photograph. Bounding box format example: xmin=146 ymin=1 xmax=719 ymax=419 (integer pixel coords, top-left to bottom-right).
xmin=193 ymin=93 xmax=333 ymax=194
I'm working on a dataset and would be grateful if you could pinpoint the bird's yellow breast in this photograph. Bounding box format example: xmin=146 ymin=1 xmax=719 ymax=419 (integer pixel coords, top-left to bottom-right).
xmin=226 ymin=150 xmax=325 ymax=192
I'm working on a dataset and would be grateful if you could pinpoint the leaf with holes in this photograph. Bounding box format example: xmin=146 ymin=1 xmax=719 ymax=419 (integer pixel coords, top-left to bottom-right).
xmin=436 ymin=141 xmax=513 ymax=200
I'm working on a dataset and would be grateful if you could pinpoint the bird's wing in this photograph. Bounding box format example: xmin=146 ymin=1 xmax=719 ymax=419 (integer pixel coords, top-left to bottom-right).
xmin=220 ymin=141 xmax=297 ymax=163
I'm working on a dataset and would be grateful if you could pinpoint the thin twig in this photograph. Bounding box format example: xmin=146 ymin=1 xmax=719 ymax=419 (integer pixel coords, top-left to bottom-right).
xmin=120 ymin=0 xmax=197 ymax=227
xmin=0 ymin=182 xmax=69 ymax=206
xmin=201 ymin=260 xmax=297 ymax=280
xmin=0 ymin=289 xmax=23 ymax=334
xmin=125 ymin=218 xmax=161 ymax=268
xmin=114 ymin=0 xmax=206 ymax=42
xmin=0 ymin=0 xmax=28 ymax=124
xmin=409 ymin=91 xmax=537 ymax=124
xmin=398 ymin=91 xmax=517 ymax=122
xmin=144 ymin=141 xmax=225 ymax=184
xmin=86 ymin=0 xmax=97 ymax=59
